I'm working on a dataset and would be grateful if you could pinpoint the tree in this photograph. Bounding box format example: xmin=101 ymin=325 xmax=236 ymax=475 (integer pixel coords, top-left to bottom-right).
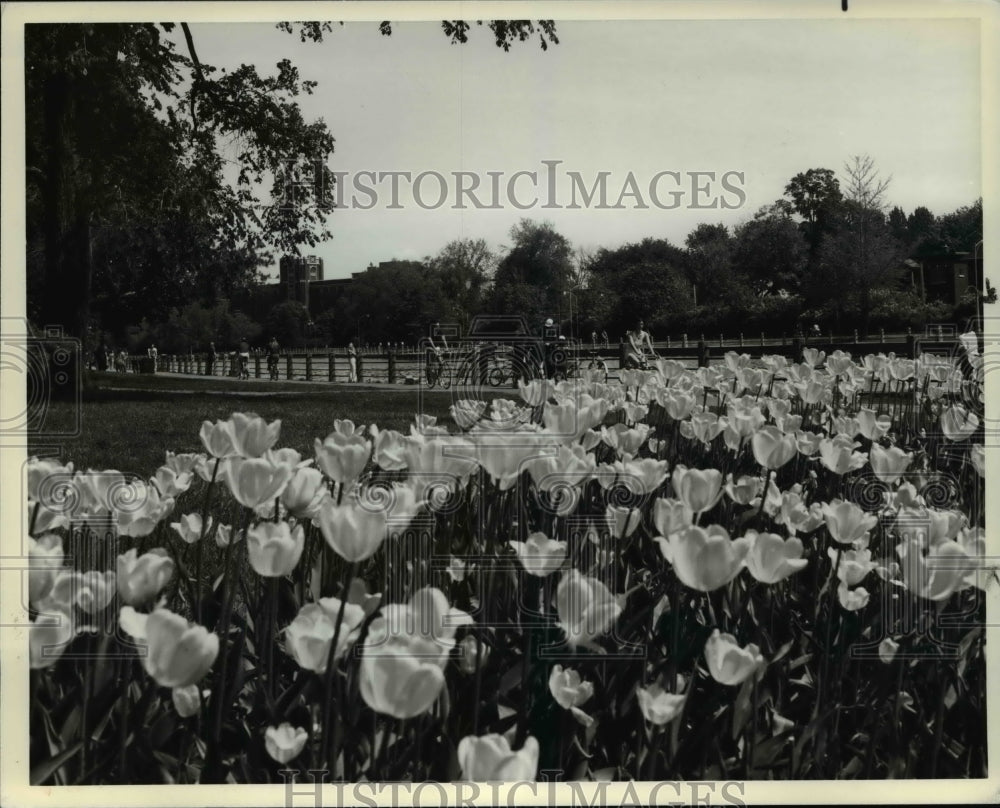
xmin=427 ymin=238 xmax=496 ymax=332
xmin=732 ymin=205 xmax=809 ymax=296
xmin=491 ymin=220 xmax=575 ymax=323
xmin=684 ymin=223 xmax=752 ymax=311
xmin=265 ymin=301 xmax=311 ymax=347
xmin=782 ymin=167 xmax=844 ymax=256
xmin=816 ymin=155 xmax=904 ymax=334
xmin=584 ymin=238 xmax=691 ymax=336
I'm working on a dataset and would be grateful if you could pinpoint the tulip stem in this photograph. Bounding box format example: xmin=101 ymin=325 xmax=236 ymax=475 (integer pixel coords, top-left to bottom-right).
xmin=195 ymin=457 xmax=220 ymax=625
xmin=118 ymin=655 xmax=132 ymax=778
xmin=320 ymin=561 xmax=357 ymax=778
xmin=203 ymin=506 xmax=249 ymax=783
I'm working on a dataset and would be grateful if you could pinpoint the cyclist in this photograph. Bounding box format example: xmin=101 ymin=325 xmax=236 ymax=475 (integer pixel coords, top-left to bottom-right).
xmin=625 ymin=319 xmax=657 ymax=370
xmin=238 ymin=337 xmax=251 ymax=380
xmin=267 ymin=337 xmax=280 ymax=380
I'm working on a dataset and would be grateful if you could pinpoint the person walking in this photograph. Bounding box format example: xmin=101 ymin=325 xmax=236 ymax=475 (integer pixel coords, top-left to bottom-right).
xmin=207 ymin=342 xmax=217 ymax=376
xmin=601 ymin=329 xmax=609 ymax=349
xmin=347 ymin=342 xmax=358 ymax=382
xmin=238 ymin=337 xmax=251 ymax=380
xmin=149 ymin=343 xmax=158 ymax=372
xmin=268 ymin=337 xmax=281 ymax=380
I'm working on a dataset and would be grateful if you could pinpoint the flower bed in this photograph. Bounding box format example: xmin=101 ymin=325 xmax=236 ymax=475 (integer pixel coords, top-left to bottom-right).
xmin=26 ymin=340 xmax=987 ymax=783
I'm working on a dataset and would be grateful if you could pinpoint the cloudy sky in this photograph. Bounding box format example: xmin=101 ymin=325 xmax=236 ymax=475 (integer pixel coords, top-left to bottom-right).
xmin=184 ymin=17 xmax=981 ymax=281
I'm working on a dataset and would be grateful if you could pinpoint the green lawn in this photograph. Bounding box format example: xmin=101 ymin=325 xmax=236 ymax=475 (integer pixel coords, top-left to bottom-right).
xmin=30 ymin=373 xmax=493 ymax=474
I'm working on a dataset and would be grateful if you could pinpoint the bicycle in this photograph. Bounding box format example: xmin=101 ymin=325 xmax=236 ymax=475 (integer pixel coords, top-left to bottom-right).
xmin=426 ymin=350 xmax=451 ymax=389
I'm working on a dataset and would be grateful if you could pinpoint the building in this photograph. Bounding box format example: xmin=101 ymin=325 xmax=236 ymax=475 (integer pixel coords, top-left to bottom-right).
xmin=907 ymin=252 xmax=983 ymax=304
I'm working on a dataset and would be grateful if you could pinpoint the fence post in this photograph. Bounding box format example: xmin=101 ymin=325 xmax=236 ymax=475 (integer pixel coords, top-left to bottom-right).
xmin=328 ymin=352 xmax=336 ymax=383
xmin=255 ymin=355 xmax=261 ymax=378
xmin=760 ymin=333 xmax=765 ymax=348
xmin=906 ymin=332 xmax=918 ymax=359
xmin=388 ymin=350 xmax=396 ymax=384
xmin=719 ymin=333 xmax=724 ymax=348
xmin=286 ymin=354 xmax=293 ymax=380
xmin=739 ymin=333 xmax=744 ymax=348
xmin=666 ymin=335 xmax=671 ymax=349
xmin=682 ymin=333 xmax=688 ymax=349
xmin=306 ymin=354 xmax=312 ymax=381
xmin=880 ymin=328 xmax=885 ymax=343
xmin=356 ymin=352 xmax=364 ymax=383
xmin=697 ymin=337 xmax=709 ymax=368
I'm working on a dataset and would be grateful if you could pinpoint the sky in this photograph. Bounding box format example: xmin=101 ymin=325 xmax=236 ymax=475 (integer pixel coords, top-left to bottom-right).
xmin=184 ymin=18 xmax=982 ymax=281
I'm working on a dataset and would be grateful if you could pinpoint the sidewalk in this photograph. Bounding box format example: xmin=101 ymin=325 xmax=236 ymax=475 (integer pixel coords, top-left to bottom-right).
xmin=94 ymin=371 xmax=433 ymax=395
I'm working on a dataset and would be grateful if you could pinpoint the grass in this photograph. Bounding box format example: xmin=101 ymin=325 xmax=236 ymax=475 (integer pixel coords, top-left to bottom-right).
xmin=30 ymin=372 xmax=496 ymax=474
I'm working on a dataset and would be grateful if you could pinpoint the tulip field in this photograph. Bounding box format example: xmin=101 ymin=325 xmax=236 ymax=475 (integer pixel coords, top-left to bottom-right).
xmin=25 ymin=339 xmax=988 ymax=784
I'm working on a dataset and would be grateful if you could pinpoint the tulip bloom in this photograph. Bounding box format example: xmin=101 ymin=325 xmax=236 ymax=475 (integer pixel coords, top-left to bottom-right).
xmin=284 ymin=598 xmax=366 ymax=673
xmin=857 ymin=408 xmax=892 ymax=441
xmin=116 ymin=480 xmax=175 ymax=538
xmin=518 ymin=378 xmax=555 ymax=407
xmin=151 ymin=466 xmax=193 ymax=499
xmin=281 ymin=466 xmax=329 ymax=519
xmin=28 ymin=534 xmax=64 ymax=607
xmin=48 ymin=569 xmax=117 ymax=614
xmin=171 ymin=684 xmax=203 ymax=718
xmin=652 ymin=497 xmax=694 ymax=538
xmin=869 ymin=443 xmax=912 ymax=484
xmin=671 ymin=466 xmax=724 ymax=514
xmin=621 ymin=456 xmax=668 ymax=493
xmin=134 ymin=607 xmax=220 ymax=689
xmin=316 ymin=483 xmax=421 ymax=563
xmin=744 ymin=531 xmax=807 ymax=584
xmin=879 ymin=638 xmax=900 ymax=664
xmin=555 ymin=570 xmax=622 ymax=648
xmin=372 ymin=427 xmax=410 ymax=471
xmin=199 ymin=419 xmax=236 ymax=458
xmin=227 ymin=413 xmax=282 ymax=458
xmin=704 ymin=629 xmax=764 ymax=686
xmin=359 ymin=635 xmax=448 ymax=718
xmin=819 ymin=435 xmax=868 ymax=475
xmin=548 ymin=665 xmax=594 ymax=709
xmin=247 ymin=521 xmax=305 ymax=577
xmin=637 ymin=682 xmax=686 ymax=725
xmin=457 ymin=734 xmax=539 ymax=781
xmin=829 ymin=546 xmax=876 ymax=587
xmin=508 ymin=532 xmax=568 ymax=577
xmin=171 ymin=512 xmax=208 ymax=544
xmin=720 ymin=475 xmax=758 ymax=507
xmin=752 ymin=426 xmax=798 ymax=470
xmin=314 ymin=431 xmax=371 ymax=484
xmin=940 ymin=405 xmax=979 ymax=441
xmin=822 ymin=499 xmax=878 ymax=545
xmin=117 ymin=547 xmax=175 ymax=606
xmin=29 ymin=609 xmax=75 ymax=669
xmin=457 ymin=634 xmax=490 ymax=674
xmin=657 ymin=525 xmax=751 ymax=592
xmin=837 ymin=582 xmax=870 ymax=611
xmin=605 ymin=505 xmax=641 ymax=539
xmin=265 ymin=723 xmax=309 ymax=764
xmin=221 ymin=457 xmax=292 ymax=509
xmin=896 ymin=538 xmax=975 ymax=602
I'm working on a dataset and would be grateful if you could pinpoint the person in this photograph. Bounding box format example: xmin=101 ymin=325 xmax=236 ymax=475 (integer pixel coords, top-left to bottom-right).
xmin=149 ymin=343 xmax=158 ymax=371
xmin=238 ymin=337 xmax=250 ymax=380
xmin=601 ymin=329 xmax=609 ymax=348
xmin=591 ymin=330 xmax=598 ymax=348
xmin=426 ymin=333 xmax=445 ymax=385
xmin=812 ymin=323 xmax=822 ymax=338
xmin=588 ymin=352 xmax=609 ymax=383
xmin=348 ymin=342 xmax=358 ymax=382
xmin=117 ymin=350 xmax=128 ymax=374
xmin=626 ymin=319 xmax=656 ymax=369
xmin=268 ymin=337 xmax=280 ymax=380
xmin=208 ymin=342 xmax=217 ymax=376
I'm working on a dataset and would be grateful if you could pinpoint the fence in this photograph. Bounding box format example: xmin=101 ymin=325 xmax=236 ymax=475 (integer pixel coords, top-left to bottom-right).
xmin=105 ymin=328 xmax=969 ymax=386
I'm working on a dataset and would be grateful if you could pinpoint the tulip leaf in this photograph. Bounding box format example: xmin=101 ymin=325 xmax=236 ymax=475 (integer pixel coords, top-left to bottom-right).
xmin=30 ymin=740 xmax=83 ymax=785
xmin=731 ymin=678 xmax=754 ymax=740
